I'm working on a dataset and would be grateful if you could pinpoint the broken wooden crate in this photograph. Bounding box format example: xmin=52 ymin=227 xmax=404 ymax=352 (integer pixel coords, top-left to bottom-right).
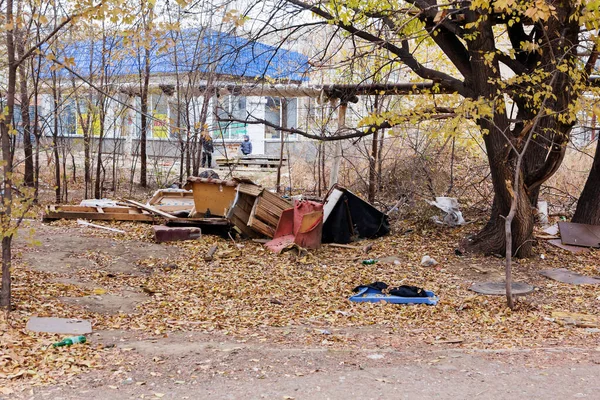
xmin=228 ymin=183 xmax=292 ymax=238
xmin=184 ymin=176 xmax=292 ymax=238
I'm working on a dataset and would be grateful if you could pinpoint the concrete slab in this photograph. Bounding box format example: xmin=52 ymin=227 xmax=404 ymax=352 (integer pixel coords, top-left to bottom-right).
xmin=26 ymin=317 xmax=92 ymax=334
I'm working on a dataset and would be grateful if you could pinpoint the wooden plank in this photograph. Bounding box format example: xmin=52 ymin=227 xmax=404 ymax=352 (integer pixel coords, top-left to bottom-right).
xmin=153 ymin=205 xmax=194 ymax=213
xmin=249 ymin=217 xmax=275 ymax=238
xmin=237 ymin=183 xmax=263 ymax=197
xmin=247 ymin=197 xmax=260 ymax=227
xmin=169 ymin=217 xmax=229 ymax=225
xmin=230 ymin=214 xmax=260 ymax=238
xmin=217 ymin=160 xmax=286 ymax=167
xmin=255 ymin=203 xmax=280 ymax=227
xmin=96 ymin=207 xmax=104 ymax=213
xmin=232 ymin=205 xmax=251 ymax=225
xmin=260 ymin=190 xmax=292 ymax=210
xmin=124 ymin=199 xmax=176 ymax=219
xmin=238 ymin=193 xmax=256 ymax=211
xmin=43 ymin=207 xmax=155 ymax=222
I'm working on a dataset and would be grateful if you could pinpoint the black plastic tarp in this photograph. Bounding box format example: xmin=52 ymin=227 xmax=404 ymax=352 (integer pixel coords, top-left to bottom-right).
xmin=322 ymin=187 xmax=390 ymax=244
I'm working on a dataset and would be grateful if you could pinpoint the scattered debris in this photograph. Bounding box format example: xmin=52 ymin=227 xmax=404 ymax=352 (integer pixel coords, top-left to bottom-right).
xmin=269 ymin=298 xmax=284 ymax=305
xmin=52 ymin=335 xmax=87 ymax=348
xmin=148 ymin=188 xmax=194 ymax=214
xmin=77 ymin=219 xmax=126 ymax=233
xmin=547 ymin=239 xmax=590 ymax=254
xmin=543 ymin=224 xmax=560 ymax=236
xmin=26 ymin=317 xmax=92 ymax=335
xmin=328 ymin=243 xmax=374 ymax=253
xmin=428 ymin=337 xmax=464 ymax=345
xmin=426 ymin=197 xmax=466 ymax=226
xmin=152 ymin=226 xmax=201 ymax=243
xmin=552 ymin=311 xmax=600 ymax=328
xmin=361 ymin=258 xmax=378 ymax=265
xmin=469 ymin=282 xmax=534 ymax=296
xmin=421 ymin=255 xmax=438 ymax=266
xmin=539 ymin=268 xmax=600 ymax=285
xmin=124 ymin=199 xmax=177 ymax=219
xmin=43 ymin=204 xmax=155 ymax=222
xmin=350 ymin=282 xmax=438 ymax=305
xmin=377 ymin=256 xmax=402 ymax=265
xmin=80 ymin=199 xmax=119 ymax=207
xmin=322 ymin=185 xmax=390 ymax=244
xmin=558 ymin=221 xmax=600 ymax=248
xmin=328 ymin=243 xmax=361 ymax=250
xmin=537 ymin=200 xmax=549 ymax=226
xmin=204 ymin=244 xmax=218 ymax=261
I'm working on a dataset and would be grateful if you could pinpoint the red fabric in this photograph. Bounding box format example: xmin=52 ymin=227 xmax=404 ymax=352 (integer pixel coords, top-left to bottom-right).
xmin=267 ymin=200 xmax=324 ymax=251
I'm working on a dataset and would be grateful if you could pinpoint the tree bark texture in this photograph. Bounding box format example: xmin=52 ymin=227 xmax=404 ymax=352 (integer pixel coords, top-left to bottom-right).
xmin=460 ymin=6 xmax=580 ymax=257
xmin=573 ymin=141 xmax=600 ymax=224
xmin=140 ymin=48 xmax=150 ymax=188
xmin=1 ymin=0 xmax=16 ymax=309
xmin=16 ymin=35 xmax=34 ymax=187
xmin=51 ymin=75 xmax=61 ymax=203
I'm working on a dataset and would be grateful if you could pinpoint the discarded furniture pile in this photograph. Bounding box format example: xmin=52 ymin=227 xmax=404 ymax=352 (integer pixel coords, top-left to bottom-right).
xmin=42 ymin=177 xmax=391 ymax=249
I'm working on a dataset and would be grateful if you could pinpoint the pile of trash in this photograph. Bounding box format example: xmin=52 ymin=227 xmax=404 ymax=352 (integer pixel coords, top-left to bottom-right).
xmin=43 ymin=177 xmax=391 ymax=251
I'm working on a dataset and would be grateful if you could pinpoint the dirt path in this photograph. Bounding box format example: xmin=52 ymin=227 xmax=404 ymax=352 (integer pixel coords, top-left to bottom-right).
xmin=20 ymin=334 xmax=600 ymax=399
xmin=5 ymin=220 xmax=600 ymax=399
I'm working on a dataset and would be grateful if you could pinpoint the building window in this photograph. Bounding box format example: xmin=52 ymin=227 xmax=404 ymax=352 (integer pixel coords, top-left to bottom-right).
xmin=215 ymin=95 xmax=247 ymax=140
xmin=151 ymin=94 xmax=170 ymax=139
xmin=264 ymin=97 xmax=297 ymax=139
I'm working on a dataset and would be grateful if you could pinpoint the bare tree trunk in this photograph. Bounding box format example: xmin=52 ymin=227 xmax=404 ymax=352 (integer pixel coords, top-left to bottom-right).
xmin=51 ymin=75 xmax=61 ymax=203
xmin=276 ymin=98 xmax=287 ymax=193
xmin=62 ymin=144 xmax=68 ymax=203
xmin=16 ymin=34 xmax=34 ymax=187
xmin=377 ymin=129 xmax=384 ymax=190
xmin=368 ymin=129 xmax=379 ymax=203
xmin=139 ymin=50 xmax=150 ymax=187
xmin=316 ymin=142 xmax=321 ymax=197
xmin=95 ymin=117 xmax=104 ymax=198
xmin=1 ymin=0 xmax=16 ymax=309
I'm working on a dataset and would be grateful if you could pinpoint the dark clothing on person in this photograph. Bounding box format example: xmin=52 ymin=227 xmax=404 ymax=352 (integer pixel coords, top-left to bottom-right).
xmin=202 ymin=152 xmax=212 ymax=168
xmin=240 ymin=139 xmax=252 ymax=155
xmin=201 ymin=136 xmax=213 ymax=168
xmin=201 ymin=136 xmax=214 ymax=152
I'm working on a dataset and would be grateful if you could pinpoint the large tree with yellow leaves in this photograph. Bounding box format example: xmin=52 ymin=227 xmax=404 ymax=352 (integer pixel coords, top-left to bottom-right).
xmin=266 ymin=0 xmax=597 ymax=256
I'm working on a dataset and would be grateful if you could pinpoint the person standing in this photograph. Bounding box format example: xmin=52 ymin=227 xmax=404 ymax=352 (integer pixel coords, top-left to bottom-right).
xmin=201 ymin=132 xmax=214 ymax=168
xmin=240 ymin=134 xmax=252 ymax=156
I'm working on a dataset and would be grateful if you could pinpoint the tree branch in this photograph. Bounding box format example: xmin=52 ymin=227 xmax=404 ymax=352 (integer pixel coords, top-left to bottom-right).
xmin=285 ymin=0 xmax=472 ymax=97
xmin=15 ymin=2 xmax=104 ymax=68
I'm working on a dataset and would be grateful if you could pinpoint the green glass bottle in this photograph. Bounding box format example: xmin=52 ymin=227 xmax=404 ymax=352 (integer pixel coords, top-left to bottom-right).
xmin=52 ymin=335 xmax=87 ymax=348
xmin=361 ymin=259 xmax=379 ymax=265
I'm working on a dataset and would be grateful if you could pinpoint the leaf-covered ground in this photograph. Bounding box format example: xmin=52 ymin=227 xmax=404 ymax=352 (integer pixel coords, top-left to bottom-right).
xmin=2 ymin=217 xmax=600 ymax=392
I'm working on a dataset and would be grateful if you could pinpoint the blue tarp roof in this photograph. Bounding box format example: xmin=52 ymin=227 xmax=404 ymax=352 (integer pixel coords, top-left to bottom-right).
xmin=47 ymin=28 xmax=309 ymax=81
